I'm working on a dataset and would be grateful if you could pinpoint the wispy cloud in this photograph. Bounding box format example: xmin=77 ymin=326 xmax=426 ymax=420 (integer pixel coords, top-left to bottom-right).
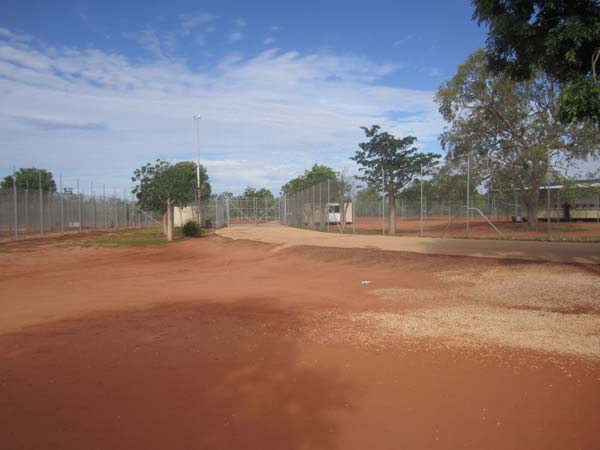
xmin=179 ymin=12 xmax=218 ymax=36
xmin=124 ymin=26 xmax=166 ymax=58
xmin=393 ymin=34 xmax=418 ymax=47
xmin=0 ymin=28 xmax=443 ymax=193
xmin=12 ymin=115 xmax=107 ymax=132
xmin=263 ymin=37 xmax=276 ymax=45
xmin=269 ymin=25 xmax=281 ymax=31
xmin=233 ymin=18 xmax=247 ymax=27
xmin=228 ymin=32 xmax=244 ymax=43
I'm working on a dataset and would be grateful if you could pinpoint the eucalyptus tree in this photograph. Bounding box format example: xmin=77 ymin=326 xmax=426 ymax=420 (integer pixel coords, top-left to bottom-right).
xmin=352 ymin=125 xmax=439 ymax=234
xmin=436 ymin=50 xmax=599 ymax=227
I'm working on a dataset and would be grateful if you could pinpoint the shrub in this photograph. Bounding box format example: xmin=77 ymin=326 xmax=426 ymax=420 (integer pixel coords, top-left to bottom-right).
xmin=182 ymin=220 xmax=202 ymax=237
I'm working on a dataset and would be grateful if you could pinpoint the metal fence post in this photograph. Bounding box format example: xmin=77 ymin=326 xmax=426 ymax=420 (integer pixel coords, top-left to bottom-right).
xmin=92 ymin=181 xmax=96 ymax=230
xmin=60 ymin=176 xmax=64 ymax=234
xmin=77 ymin=179 xmax=83 ymax=233
xmin=226 ymin=197 xmax=230 ymax=227
xmin=327 ymin=180 xmax=330 ymax=232
xmin=12 ymin=169 xmax=18 ymax=240
xmin=352 ymin=196 xmax=356 ymax=234
xmin=123 ymin=189 xmax=127 ymax=229
xmin=39 ymin=171 xmax=44 ymax=237
xmin=25 ymin=181 xmax=29 ymax=234
xmin=319 ymin=183 xmax=323 ymax=231
xmin=103 ymin=185 xmax=107 ymax=229
xmin=420 ymin=164 xmax=424 ymax=238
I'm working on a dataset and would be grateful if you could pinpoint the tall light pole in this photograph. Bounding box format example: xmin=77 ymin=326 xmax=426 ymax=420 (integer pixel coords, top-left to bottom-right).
xmin=193 ymin=114 xmax=201 ymax=224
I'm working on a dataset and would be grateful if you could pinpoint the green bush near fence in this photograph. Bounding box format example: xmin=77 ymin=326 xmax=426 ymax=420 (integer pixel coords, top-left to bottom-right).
xmin=182 ymin=220 xmax=202 ymax=237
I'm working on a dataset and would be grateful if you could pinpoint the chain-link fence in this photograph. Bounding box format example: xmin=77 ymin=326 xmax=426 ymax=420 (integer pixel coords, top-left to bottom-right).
xmin=280 ymin=177 xmax=600 ymax=240
xmin=0 ymin=185 xmax=156 ymax=241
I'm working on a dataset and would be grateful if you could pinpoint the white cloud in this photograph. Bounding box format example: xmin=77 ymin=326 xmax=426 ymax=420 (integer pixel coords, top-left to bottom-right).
xmin=269 ymin=25 xmax=281 ymax=31
xmin=263 ymin=37 xmax=276 ymax=45
xmin=124 ymin=27 xmax=166 ymax=58
xmin=393 ymin=34 xmax=418 ymax=48
xmin=233 ymin=18 xmax=247 ymax=27
xmin=0 ymin=28 xmax=444 ymax=193
xmin=179 ymin=12 xmax=218 ymax=36
xmin=227 ymin=32 xmax=244 ymax=43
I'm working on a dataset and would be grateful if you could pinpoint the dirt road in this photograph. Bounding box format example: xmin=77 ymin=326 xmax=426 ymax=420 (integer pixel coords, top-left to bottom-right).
xmin=218 ymin=225 xmax=600 ymax=264
xmin=1 ymin=233 xmax=599 ymax=449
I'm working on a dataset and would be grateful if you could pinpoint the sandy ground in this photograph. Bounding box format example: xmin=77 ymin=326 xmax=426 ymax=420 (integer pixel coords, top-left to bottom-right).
xmin=217 ymin=224 xmax=600 ymax=264
xmin=1 ymin=231 xmax=600 ymax=449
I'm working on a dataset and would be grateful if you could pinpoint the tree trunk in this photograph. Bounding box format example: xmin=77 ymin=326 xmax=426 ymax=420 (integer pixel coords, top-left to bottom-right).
xmin=162 ymin=213 xmax=167 ymax=236
xmin=166 ymin=199 xmax=173 ymax=241
xmin=339 ymin=201 xmax=346 ymax=231
xmin=525 ymin=190 xmax=539 ymax=230
xmin=388 ymin=192 xmax=396 ymax=234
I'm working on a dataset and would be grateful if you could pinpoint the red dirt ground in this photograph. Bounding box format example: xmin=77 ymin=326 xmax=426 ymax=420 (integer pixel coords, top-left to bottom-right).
xmin=1 ymin=233 xmax=599 ymax=450
xmin=353 ymin=215 xmax=600 ymax=240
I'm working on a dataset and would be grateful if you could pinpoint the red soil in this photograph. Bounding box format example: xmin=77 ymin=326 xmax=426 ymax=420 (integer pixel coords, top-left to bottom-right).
xmin=0 ymin=234 xmax=599 ymax=450
xmin=353 ymin=215 xmax=600 ymax=240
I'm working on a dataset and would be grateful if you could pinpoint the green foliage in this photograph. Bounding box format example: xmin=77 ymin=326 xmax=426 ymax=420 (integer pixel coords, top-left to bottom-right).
xmin=181 ymin=220 xmax=202 ymax=237
xmin=472 ymin=0 xmax=600 ymax=123
xmin=1 ymin=168 xmax=56 ymax=191
xmin=281 ymin=164 xmax=336 ymax=195
xmin=558 ymin=78 xmax=600 ymax=123
xmin=241 ymin=187 xmax=274 ymax=199
xmin=352 ymin=125 xmax=439 ymax=196
xmin=436 ymin=49 xmax=599 ymax=223
xmin=131 ymin=160 xmax=210 ymax=213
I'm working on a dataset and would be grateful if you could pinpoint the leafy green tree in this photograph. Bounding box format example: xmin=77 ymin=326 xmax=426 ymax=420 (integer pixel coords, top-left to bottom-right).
xmin=436 ymin=50 xmax=599 ymax=227
xmin=472 ymin=0 xmax=600 ymax=123
xmin=1 ymin=168 xmax=56 ymax=191
xmin=132 ymin=160 xmax=210 ymax=241
xmin=352 ymin=125 xmax=439 ymax=234
xmin=281 ymin=164 xmax=336 ymax=196
xmin=240 ymin=187 xmax=274 ymax=200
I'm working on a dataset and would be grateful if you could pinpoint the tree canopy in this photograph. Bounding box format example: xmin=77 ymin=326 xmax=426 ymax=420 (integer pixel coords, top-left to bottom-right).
xmin=241 ymin=187 xmax=274 ymax=200
xmin=131 ymin=160 xmax=211 ymax=240
xmin=436 ymin=49 xmax=599 ymax=226
xmin=473 ymin=0 xmax=600 ymax=123
xmin=280 ymin=164 xmax=336 ymax=196
xmin=1 ymin=168 xmax=56 ymax=191
xmin=352 ymin=125 xmax=439 ymax=233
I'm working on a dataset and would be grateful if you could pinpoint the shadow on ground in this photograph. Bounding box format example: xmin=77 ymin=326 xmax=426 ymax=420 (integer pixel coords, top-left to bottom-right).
xmin=0 ymin=300 xmax=357 ymax=450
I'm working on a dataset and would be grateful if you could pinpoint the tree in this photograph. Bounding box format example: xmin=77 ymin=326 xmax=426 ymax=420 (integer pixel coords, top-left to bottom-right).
xmin=241 ymin=187 xmax=274 ymax=200
xmin=1 ymin=168 xmax=56 ymax=191
xmin=281 ymin=164 xmax=336 ymax=196
xmin=472 ymin=0 xmax=600 ymax=123
xmin=132 ymin=160 xmax=209 ymax=241
xmin=334 ymin=169 xmax=353 ymax=230
xmin=352 ymin=125 xmax=439 ymax=234
xmin=436 ymin=50 xmax=599 ymax=227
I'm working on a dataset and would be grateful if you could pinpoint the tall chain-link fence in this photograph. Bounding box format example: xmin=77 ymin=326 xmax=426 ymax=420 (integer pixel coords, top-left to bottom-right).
xmin=280 ymin=178 xmax=600 ymax=241
xmin=0 ymin=185 xmax=157 ymax=241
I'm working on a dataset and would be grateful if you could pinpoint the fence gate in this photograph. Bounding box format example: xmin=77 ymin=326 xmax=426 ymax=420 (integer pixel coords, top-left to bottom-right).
xmin=227 ymin=198 xmax=281 ymax=225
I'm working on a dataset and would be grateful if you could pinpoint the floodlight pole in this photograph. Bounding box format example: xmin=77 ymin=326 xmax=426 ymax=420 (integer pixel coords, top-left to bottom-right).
xmin=193 ymin=114 xmax=202 ymax=224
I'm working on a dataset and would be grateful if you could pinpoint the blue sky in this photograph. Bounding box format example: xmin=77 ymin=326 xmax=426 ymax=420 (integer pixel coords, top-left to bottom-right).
xmin=0 ymin=0 xmax=487 ymax=194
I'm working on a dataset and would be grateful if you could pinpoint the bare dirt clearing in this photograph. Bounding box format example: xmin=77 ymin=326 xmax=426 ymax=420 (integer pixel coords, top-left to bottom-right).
xmin=1 ymin=229 xmax=599 ymax=449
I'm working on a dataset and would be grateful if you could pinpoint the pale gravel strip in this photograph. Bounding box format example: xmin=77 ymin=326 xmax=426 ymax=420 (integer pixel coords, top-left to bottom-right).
xmin=346 ymin=307 xmax=600 ymax=359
